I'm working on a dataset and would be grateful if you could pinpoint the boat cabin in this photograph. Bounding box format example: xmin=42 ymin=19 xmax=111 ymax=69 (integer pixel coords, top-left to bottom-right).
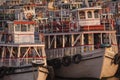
xmin=71 ymin=6 xmax=101 ymax=26
xmin=0 ymin=21 xmax=36 ymax=43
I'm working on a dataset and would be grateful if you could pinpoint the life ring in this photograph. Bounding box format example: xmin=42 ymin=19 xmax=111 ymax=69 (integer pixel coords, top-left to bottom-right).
xmin=51 ymin=58 xmax=62 ymax=69
xmin=72 ymin=54 xmax=82 ymax=64
xmin=26 ymin=13 xmax=33 ymax=19
xmin=62 ymin=56 xmax=71 ymax=67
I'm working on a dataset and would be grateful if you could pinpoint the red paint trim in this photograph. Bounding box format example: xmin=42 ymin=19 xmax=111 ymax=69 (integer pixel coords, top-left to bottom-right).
xmin=14 ymin=21 xmax=36 ymax=24
xmin=1 ymin=56 xmax=47 ymax=60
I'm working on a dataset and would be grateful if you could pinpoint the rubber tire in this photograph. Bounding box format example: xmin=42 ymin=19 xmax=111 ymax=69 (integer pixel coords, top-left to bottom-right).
xmin=62 ymin=56 xmax=71 ymax=67
xmin=72 ymin=54 xmax=82 ymax=64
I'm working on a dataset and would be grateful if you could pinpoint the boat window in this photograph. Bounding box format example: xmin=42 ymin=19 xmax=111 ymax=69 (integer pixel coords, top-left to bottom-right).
xmin=21 ymin=24 xmax=27 ymax=31
xmin=15 ymin=24 xmax=21 ymax=31
xmin=72 ymin=12 xmax=77 ymax=19
xmin=8 ymin=23 xmax=14 ymax=32
xmin=31 ymin=7 xmax=33 ymax=10
xmin=28 ymin=24 xmax=31 ymax=31
xmin=102 ymin=33 xmax=109 ymax=44
xmin=79 ymin=11 xmax=85 ymax=19
xmin=31 ymin=25 xmax=34 ymax=31
xmin=87 ymin=11 xmax=92 ymax=18
xmin=49 ymin=12 xmax=53 ymax=17
xmin=78 ymin=4 xmax=82 ymax=8
xmin=84 ymin=34 xmax=88 ymax=45
xmin=27 ymin=7 xmax=30 ymax=10
xmin=94 ymin=10 xmax=99 ymax=18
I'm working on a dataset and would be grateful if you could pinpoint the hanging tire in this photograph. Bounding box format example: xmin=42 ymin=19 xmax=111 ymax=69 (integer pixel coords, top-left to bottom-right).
xmin=7 ymin=67 xmax=15 ymax=74
xmin=52 ymin=58 xmax=62 ymax=69
xmin=47 ymin=60 xmax=53 ymax=66
xmin=62 ymin=56 xmax=71 ymax=67
xmin=0 ymin=66 xmax=7 ymax=78
xmin=72 ymin=54 xmax=82 ymax=64
xmin=113 ymin=54 xmax=120 ymax=65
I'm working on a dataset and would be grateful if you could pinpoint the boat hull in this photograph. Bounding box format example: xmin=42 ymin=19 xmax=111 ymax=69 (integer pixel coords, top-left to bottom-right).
xmin=54 ymin=49 xmax=118 ymax=79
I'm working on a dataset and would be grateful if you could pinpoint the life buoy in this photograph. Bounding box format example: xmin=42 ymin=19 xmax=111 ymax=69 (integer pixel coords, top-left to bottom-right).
xmin=51 ymin=58 xmax=62 ymax=69
xmin=62 ymin=56 xmax=71 ymax=67
xmin=26 ymin=13 xmax=33 ymax=19
xmin=72 ymin=54 xmax=82 ymax=64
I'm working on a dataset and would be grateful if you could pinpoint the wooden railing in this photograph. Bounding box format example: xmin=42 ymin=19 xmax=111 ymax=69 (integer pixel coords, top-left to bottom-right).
xmin=46 ymin=45 xmax=94 ymax=59
xmin=0 ymin=58 xmax=43 ymax=67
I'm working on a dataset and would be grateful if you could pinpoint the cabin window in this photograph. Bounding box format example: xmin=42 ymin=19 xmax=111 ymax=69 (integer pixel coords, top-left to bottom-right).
xmin=79 ymin=11 xmax=85 ymax=19
xmin=21 ymin=24 xmax=27 ymax=31
xmin=102 ymin=33 xmax=109 ymax=44
xmin=87 ymin=11 xmax=92 ymax=18
xmin=49 ymin=12 xmax=53 ymax=17
xmin=31 ymin=7 xmax=33 ymax=10
xmin=94 ymin=10 xmax=99 ymax=18
xmin=31 ymin=25 xmax=34 ymax=31
xmin=28 ymin=25 xmax=31 ymax=31
xmin=15 ymin=24 xmax=21 ymax=31
xmin=27 ymin=7 xmax=30 ymax=10
xmin=8 ymin=23 xmax=14 ymax=32
xmin=78 ymin=4 xmax=82 ymax=8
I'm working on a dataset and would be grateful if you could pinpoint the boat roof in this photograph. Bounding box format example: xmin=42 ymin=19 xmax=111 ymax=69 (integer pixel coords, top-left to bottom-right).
xmin=0 ymin=43 xmax=45 ymax=47
xmin=44 ymin=31 xmax=116 ymax=36
xmin=71 ymin=6 xmax=102 ymax=12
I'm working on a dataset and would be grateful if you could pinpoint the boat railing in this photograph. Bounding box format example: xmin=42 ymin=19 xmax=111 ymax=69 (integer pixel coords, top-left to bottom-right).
xmin=46 ymin=44 xmax=117 ymax=59
xmin=0 ymin=57 xmax=43 ymax=67
xmin=38 ymin=24 xmax=115 ymax=33
xmin=46 ymin=45 xmax=94 ymax=59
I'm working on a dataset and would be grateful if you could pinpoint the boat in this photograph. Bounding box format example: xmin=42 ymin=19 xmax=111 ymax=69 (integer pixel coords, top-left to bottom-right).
xmin=34 ymin=0 xmax=119 ymax=79
xmin=0 ymin=2 xmax=48 ymax=80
